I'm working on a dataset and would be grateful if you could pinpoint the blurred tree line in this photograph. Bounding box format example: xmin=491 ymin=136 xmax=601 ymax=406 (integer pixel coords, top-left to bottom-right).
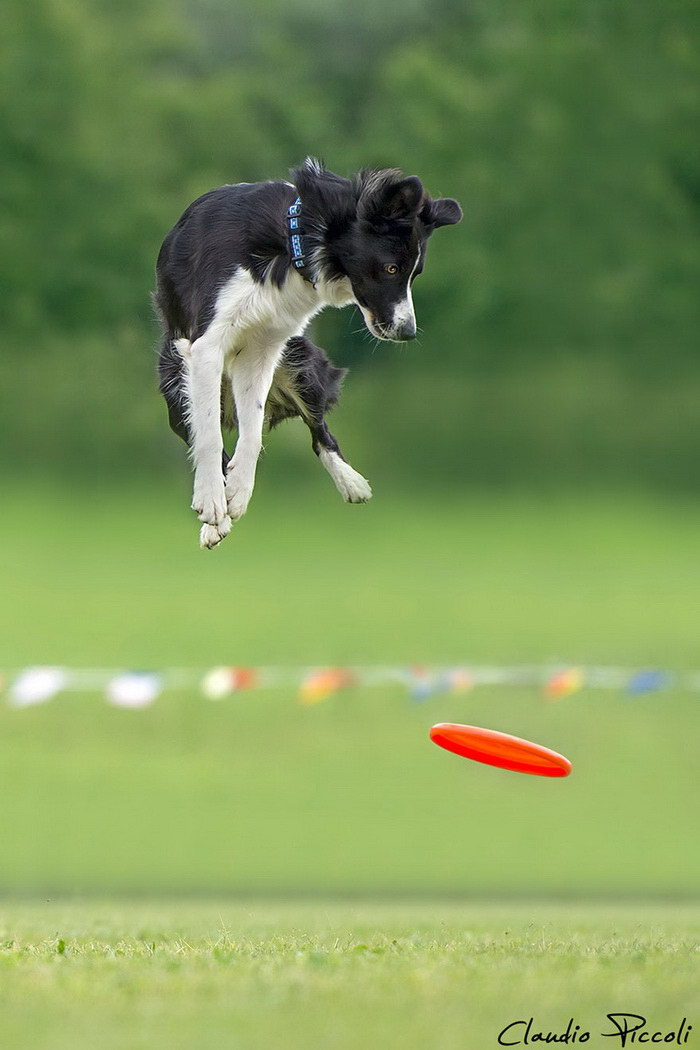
xmin=1 ymin=0 xmax=699 ymax=488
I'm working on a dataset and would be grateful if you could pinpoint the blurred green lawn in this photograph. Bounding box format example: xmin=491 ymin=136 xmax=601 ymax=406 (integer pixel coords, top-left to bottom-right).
xmin=0 ymin=900 xmax=697 ymax=1050
xmin=0 ymin=482 xmax=698 ymax=895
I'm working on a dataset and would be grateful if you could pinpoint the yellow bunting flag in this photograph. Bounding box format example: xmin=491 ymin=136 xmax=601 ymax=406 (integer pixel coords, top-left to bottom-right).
xmin=448 ymin=669 xmax=474 ymax=694
xmin=299 ymin=667 xmax=354 ymax=706
xmin=544 ymin=667 xmax=584 ymax=701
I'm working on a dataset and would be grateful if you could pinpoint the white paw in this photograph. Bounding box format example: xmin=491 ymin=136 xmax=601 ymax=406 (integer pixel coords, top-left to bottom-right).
xmin=192 ymin=475 xmax=228 ymax=525
xmin=338 ymin=468 xmax=373 ymax=503
xmin=225 ymin=470 xmax=254 ymax=521
xmin=199 ymin=518 xmax=231 ymax=549
xmin=318 ymin=449 xmax=372 ymax=503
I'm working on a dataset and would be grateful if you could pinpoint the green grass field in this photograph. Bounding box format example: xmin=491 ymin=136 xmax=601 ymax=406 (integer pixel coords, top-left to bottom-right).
xmin=1 ymin=482 xmax=698 ymax=1046
xmin=1 ymin=900 xmax=697 ymax=1050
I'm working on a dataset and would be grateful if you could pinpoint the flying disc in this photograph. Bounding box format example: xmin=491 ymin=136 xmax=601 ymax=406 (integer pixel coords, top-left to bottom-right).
xmin=430 ymin=722 xmax=571 ymax=777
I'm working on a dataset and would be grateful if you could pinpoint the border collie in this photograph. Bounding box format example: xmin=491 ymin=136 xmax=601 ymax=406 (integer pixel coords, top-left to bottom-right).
xmin=153 ymin=158 xmax=462 ymax=548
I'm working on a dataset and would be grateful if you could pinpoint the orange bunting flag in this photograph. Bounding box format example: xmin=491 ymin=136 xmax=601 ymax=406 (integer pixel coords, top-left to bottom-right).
xmin=544 ymin=667 xmax=584 ymax=701
xmin=299 ymin=667 xmax=354 ymax=706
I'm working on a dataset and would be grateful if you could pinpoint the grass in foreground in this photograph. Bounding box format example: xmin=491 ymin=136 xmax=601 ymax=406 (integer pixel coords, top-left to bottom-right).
xmin=0 ymin=900 xmax=697 ymax=1050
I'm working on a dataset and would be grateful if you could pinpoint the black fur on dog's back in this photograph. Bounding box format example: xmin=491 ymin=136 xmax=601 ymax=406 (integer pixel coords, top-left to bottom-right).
xmin=154 ymin=181 xmax=299 ymax=342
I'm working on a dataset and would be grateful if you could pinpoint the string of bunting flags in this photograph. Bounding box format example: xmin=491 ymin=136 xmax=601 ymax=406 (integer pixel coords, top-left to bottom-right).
xmin=0 ymin=663 xmax=693 ymax=710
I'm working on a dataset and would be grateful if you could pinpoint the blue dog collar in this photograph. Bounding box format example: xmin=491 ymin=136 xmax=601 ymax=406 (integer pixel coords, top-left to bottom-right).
xmin=287 ymin=198 xmax=314 ymax=284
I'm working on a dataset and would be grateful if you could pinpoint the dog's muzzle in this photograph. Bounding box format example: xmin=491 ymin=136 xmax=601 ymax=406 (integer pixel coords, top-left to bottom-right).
xmin=371 ymin=319 xmax=417 ymax=342
xmin=361 ymin=306 xmax=417 ymax=343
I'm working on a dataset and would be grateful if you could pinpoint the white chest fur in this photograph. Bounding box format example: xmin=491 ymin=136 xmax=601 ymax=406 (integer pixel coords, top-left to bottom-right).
xmin=211 ymin=267 xmax=354 ymax=354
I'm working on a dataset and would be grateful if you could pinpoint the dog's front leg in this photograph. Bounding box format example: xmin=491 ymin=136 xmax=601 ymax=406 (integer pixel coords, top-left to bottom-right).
xmin=188 ymin=331 xmax=231 ymax=549
xmin=225 ymin=341 xmax=284 ymax=521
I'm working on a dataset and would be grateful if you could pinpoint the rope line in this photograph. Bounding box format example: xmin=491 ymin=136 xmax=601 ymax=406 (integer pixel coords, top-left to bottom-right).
xmin=0 ymin=664 xmax=693 ymax=709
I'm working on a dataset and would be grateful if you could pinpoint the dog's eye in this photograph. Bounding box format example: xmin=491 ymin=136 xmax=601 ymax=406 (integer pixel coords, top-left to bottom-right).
xmin=384 ymin=264 xmax=398 ymax=275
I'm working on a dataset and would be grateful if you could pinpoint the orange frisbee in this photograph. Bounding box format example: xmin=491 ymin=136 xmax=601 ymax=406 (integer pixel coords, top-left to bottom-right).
xmin=430 ymin=722 xmax=571 ymax=777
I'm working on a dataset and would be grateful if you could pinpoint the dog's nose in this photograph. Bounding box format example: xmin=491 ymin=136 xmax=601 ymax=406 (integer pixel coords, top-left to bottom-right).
xmin=395 ymin=319 xmax=417 ymax=341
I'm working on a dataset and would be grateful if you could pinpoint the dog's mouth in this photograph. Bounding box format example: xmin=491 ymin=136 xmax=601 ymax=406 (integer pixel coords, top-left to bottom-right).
xmin=368 ymin=319 xmax=393 ymax=341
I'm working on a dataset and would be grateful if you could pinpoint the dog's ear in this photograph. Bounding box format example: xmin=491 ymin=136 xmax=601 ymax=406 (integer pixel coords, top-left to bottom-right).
xmin=359 ymin=174 xmax=425 ymax=226
xmin=421 ymin=197 xmax=463 ymax=229
xmin=421 ymin=197 xmax=465 ymax=230
xmin=380 ymin=176 xmax=424 ymax=221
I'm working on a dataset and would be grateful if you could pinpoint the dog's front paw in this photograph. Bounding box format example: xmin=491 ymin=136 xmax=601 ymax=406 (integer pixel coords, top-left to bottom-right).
xmin=199 ymin=518 xmax=231 ymax=549
xmin=225 ymin=469 xmax=254 ymax=522
xmin=192 ymin=475 xmax=228 ymax=526
xmin=192 ymin=474 xmax=231 ymax=548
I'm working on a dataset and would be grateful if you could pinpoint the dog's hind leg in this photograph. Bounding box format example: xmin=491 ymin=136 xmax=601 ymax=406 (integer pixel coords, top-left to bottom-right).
xmin=276 ymin=337 xmax=372 ymax=504
xmin=310 ymin=420 xmax=372 ymax=504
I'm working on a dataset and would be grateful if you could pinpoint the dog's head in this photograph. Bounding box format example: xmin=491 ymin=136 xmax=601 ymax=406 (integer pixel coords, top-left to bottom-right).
xmin=292 ymin=160 xmax=462 ymax=341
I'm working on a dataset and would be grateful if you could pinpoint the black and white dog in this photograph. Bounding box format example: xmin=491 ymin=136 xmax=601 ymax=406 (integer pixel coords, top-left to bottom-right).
xmin=154 ymin=158 xmax=461 ymax=548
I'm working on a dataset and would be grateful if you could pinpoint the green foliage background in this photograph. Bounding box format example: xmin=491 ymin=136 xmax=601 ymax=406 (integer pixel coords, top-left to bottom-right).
xmin=2 ymin=0 xmax=699 ymax=488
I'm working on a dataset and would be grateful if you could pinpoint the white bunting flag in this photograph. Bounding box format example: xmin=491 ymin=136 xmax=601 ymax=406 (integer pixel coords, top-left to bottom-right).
xmin=9 ymin=666 xmax=68 ymax=707
xmin=106 ymin=672 xmax=162 ymax=709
